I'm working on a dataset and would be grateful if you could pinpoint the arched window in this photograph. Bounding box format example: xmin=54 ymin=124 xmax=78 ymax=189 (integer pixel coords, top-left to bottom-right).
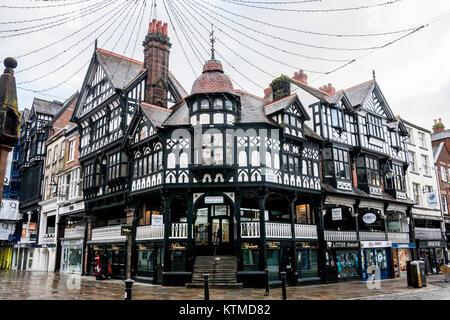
xmin=302 ymin=160 xmax=308 ymax=175
xmin=313 ymin=163 xmax=319 ymax=177
xmin=265 ymin=152 xmax=272 ymax=168
xmin=167 ymin=153 xmax=176 ymax=169
xmin=140 ymin=126 xmax=148 ymax=140
xmin=213 ymin=134 xmax=223 ymax=165
xmin=213 ymin=99 xmax=223 ymax=109
xmin=225 ymin=100 xmax=233 ymax=111
xmin=180 ymin=152 xmax=188 ymax=168
xmin=201 ymin=99 xmax=209 ymax=109
xmin=238 ymin=151 xmax=247 ymax=167
xmin=192 ymin=101 xmax=198 ymax=112
xmin=274 ymin=154 xmax=280 ymax=169
xmin=251 ymin=150 xmax=260 ymax=167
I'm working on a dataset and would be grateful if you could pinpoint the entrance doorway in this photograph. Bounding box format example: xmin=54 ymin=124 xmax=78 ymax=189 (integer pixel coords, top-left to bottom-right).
xmin=362 ymin=248 xmax=391 ymax=280
xmin=194 ymin=198 xmax=234 ymax=256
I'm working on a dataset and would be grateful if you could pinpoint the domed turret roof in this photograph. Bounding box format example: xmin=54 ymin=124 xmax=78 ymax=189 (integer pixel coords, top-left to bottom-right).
xmin=191 ymin=59 xmax=234 ymax=95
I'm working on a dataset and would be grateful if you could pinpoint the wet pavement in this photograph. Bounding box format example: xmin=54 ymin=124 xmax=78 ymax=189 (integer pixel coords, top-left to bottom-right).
xmin=0 ymin=270 xmax=447 ymax=300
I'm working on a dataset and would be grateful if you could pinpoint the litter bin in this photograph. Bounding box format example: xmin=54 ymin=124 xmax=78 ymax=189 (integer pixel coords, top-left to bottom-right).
xmin=407 ymin=261 xmax=426 ymax=288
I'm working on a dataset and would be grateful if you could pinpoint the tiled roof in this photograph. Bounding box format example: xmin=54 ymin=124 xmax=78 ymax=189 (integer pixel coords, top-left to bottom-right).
xmin=236 ymin=91 xmax=277 ymax=125
xmin=344 ymin=80 xmax=374 ymax=107
xmin=323 ymin=90 xmax=344 ymax=104
xmin=141 ymin=102 xmax=172 ymax=128
xmin=21 ymin=108 xmax=30 ymax=123
xmin=96 ymin=48 xmax=143 ymax=90
xmin=304 ymin=124 xmax=322 ymax=141
xmin=431 ymin=129 xmax=450 ymax=141
xmin=191 ymin=60 xmax=234 ymax=94
xmin=32 ymin=98 xmax=63 ymax=116
xmin=264 ymin=94 xmax=297 ymax=116
xmin=162 ymin=99 xmax=189 ymax=126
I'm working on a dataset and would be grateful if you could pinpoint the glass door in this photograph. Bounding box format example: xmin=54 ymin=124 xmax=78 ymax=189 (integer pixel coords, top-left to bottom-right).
xmin=267 ymin=249 xmax=280 ymax=281
xmin=375 ymin=248 xmax=389 ymax=279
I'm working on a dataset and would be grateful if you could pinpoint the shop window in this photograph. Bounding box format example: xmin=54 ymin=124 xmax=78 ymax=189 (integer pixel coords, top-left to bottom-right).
xmin=170 ymin=250 xmax=186 ymax=272
xmin=137 ymin=247 xmax=155 ymax=273
xmin=296 ymin=245 xmax=318 ymax=278
xmin=242 ymin=245 xmax=259 ymax=271
xmin=295 ymin=204 xmax=315 ymax=225
xmin=266 ymin=249 xmax=280 ymax=281
xmin=323 ymin=206 xmax=355 ymax=231
xmin=358 ymin=208 xmax=384 ymax=232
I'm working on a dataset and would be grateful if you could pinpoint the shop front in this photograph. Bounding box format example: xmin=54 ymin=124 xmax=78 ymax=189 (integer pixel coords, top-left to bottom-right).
xmin=391 ymin=243 xmax=415 ymax=278
xmin=360 ymin=241 xmax=392 ymax=280
xmin=295 ymin=242 xmax=320 ymax=285
xmin=135 ymin=242 xmax=164 ymax=283
xmin=417 ymin=240 xmax=448 ymax=275
xmin=60 ymin=239 xmax=83 ymax=274
xmin=325 ymin=241 xmax=360 ymax=283
xmin=241 ymin=242 xmax=259 ymax=271
xmin=87 ymin=243 xmax=126 ymax=279
xmin=265 ymin=241 xmax=294 ymax=283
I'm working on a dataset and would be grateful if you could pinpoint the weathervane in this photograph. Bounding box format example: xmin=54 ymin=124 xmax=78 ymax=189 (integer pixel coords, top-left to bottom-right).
xmin=210 ymin=24 xmax=216 ymax=60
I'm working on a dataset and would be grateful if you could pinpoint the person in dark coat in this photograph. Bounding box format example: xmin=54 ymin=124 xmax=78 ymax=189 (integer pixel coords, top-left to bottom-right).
xmin=99 ymin=251 xmax=109 ymax=280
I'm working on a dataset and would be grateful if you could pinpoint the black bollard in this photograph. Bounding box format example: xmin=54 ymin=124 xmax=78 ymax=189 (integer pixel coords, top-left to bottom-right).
xmin=281 ymin=271 xmax=287 ymax=300
xmin=124 ymin=279 xmax=135 ymax=301
xmin=264 ymin=269 xmax=271 ymax=296
xmin=203 ymin=274 xmax=210 ymax=301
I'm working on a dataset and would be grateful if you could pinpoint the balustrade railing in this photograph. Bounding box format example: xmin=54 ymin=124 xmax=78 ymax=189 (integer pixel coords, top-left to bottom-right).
xmin=266 ymin=222 xmax=292 ymax=239
xmin=359 ymin=231 xmax=387 ymax=241
xmin=414 ymin=227 xmax=443 ymax=240
xmin=324 ymin=230 xmax=358 ymax=241
xmin=91 ymin=225 xmax=126 ymax=242
xmin=64 ymin=226 xmax=85 ymax=239
xmin=43 ymin=233 xmax=56 ymax=244
xmin=241 ymin=222 xmax=260 ymax=238
xmin=294 ymin=224 xmax=318 ymax=239
xmin=170 ymin=223 xmax=188 ymax=239
xmin=136 ymin=225 xmax=164 ymax=240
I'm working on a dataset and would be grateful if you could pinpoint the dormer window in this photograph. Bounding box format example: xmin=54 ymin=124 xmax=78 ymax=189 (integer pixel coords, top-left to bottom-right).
xmin=225 ymin=100 xmax=233 ymax=110
xmin=390 ymin=130 xmax=401 ymax=149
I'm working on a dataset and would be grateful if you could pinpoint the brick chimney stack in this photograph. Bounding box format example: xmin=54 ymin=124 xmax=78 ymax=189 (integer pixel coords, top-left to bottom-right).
xmin=433 ymin=118 xmax=445 ymax=134
xmin=319 ymin=83 xmax=336 ymax=94
xmin=143 ymin=19 xmax=171 ymax=108
xmin=293 ymin=69 xmax=308 ymax=84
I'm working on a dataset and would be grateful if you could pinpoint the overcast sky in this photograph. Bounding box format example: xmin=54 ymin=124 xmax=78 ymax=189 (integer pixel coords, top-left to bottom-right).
xmin=1 ymin=0 xmax=449 ymax=130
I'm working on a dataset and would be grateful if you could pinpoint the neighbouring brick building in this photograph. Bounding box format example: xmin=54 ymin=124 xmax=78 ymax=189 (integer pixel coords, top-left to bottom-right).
xmin=431 ymin=119 xmax=450 ymax=257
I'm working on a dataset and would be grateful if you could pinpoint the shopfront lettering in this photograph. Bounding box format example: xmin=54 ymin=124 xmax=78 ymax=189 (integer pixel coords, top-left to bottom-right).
xmin=170 ymin=243 xmax=187 ymax=250
xmin=266 ymin=242 xmax=280 ymax=249
xmin=242 ymin=243 xmax=258 ymax=249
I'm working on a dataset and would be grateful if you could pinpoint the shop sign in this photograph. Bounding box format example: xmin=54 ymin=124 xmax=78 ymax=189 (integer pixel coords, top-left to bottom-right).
xmin=242 ymin=242 xmax=259 ymax=249
xmin=151 ymin=215 xmax=163 ymax=227
xmin=331 ymin=208 xmax=342 ymax=221
xmin=427 ymin=192 xmax=439 ymax=209
xmin=138 ymin=243 xmax=155 ymax=250
xmin=8 ymin=234 xmax=20 ymax=242
xmin=266 ymin=241 xmax=280 ymax=249
xmin=170 ymin=243 xmax=187 ymax=250
xmin=419 ymin=240 xmax=446 ymax=248
xmin=205 ymin=196 xmax=224 ymax=204
xmin=296 ymin=242 xmax=318 ymax=249
xmin=360 ymin=241 xmax=392 ymax=248
xmin=121 ymin=226 xmax=132 ymax=236
xmin=392 ymin=243 xmax=416 ymax=249
xmin=327 ymin=241 xmax=359 ymax=249
xmin=362 ymin=213 xmax=377 ymax=224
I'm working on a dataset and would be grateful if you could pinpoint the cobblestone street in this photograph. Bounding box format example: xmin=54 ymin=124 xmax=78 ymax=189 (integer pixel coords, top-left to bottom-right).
xmin=0 ymin=271 xmax=448 ymax=300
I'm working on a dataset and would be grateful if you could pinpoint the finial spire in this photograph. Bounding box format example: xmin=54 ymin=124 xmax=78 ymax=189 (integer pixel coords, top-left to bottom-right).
xmin=210 ymin=24 xmax=216 ymax=60
xmin=372 ymin=69 xmax=376 ymax=80
xmin=153 ymin=0 xmax=157 ymax=21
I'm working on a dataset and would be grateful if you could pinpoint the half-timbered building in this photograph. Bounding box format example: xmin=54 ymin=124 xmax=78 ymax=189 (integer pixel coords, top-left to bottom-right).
xmin=269 ymin=71 xmax=415 ymax=282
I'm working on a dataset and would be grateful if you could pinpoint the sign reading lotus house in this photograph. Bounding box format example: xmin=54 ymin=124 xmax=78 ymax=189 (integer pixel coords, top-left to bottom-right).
xmin=204 ymin=196 xmax=224 ymax=204
xmin=362 ymin=213 xmax=377 ymax=224
xmin=331 ymin=208 xmax=342 ymax=221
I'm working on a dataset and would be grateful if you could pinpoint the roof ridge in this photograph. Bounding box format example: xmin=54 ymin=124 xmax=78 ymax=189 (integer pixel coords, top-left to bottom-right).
xmin=234 ymin=89 xmax=269 ymax=102
xmin=97 ymin=47 xmax=143 ymax=65
xmin=344 ymin=79 xmax=374 ymax=92
xmin=289 ymin=77 xmax=327 ymax=95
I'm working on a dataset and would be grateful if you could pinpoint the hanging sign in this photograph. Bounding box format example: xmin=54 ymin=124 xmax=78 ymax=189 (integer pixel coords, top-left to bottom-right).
xmin=362 ymin=213 xmax=377 ymax=224
xmin=331 ymin=208 xmax=342 ymax=221
xmin=266 ymin=242 xmax=280 ymax=249
xmin=204 ymin=196 xmax=224 ymax=204
xmin=121 ymin=226 xmax=132 ymax=236
xmin=427 ymin=192 xmax=439 ymax=209
xmin=151 ymin=215 xmax=163 ymax=227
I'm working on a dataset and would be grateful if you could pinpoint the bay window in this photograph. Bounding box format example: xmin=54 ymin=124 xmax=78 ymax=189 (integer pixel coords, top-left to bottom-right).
xmin=330 ymin=108 xmax=344 ymax=130
xmin=356 ymin=156 xmax=381 ymax=186
xmin=323 ymin=147 xmax=351 ymax=181
xmin=367 ymin=114 xmax=384 ymax=140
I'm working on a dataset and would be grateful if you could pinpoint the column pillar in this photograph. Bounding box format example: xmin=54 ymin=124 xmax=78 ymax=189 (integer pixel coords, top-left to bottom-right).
xmin=162 ymin=194 xmax=171 ymax=274
xmin=353 ymin=200 xmax=362 ymax=279
xmin=125 ymin=207 xmax=135 ymax=279
xmin=258 ymin=192 xmax=267 ymax=271
xmin=315 ymin=197 xmax=327 ymax=284
xmin=83 ymin=214 xmax=96 ymax=276
xmin=186 ymin=192 xmax=194 ymax=271
xmin=235 ymin=193 xmax=242 ymax=270
xmin=287 ymin=192 xmax=298 ymax=285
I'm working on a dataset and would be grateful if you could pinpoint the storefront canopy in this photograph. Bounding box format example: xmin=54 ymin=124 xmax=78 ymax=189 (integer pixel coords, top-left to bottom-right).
xmin=358 ymin=200 xmax=385 ymax=215
xmin=324 ymin=196 xmax=355 ymax=208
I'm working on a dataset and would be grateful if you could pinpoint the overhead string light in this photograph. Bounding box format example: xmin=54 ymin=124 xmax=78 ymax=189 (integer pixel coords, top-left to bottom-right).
xmin=0 ymin=0 xmax=101 ymax=9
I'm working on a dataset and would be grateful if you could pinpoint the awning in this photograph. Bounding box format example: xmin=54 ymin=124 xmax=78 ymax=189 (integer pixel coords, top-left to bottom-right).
xmin=386 ymin=203 xmax=408 ymax=213
xmin=324 ymin=196 xmax=355 ymax=208
xmin=412 ymin=214 xmax=443 ymax=221
xmin=411 ymin=207 xmax=442 ymax=219
xmin=359 ymin=200 xmax=385 ymax=214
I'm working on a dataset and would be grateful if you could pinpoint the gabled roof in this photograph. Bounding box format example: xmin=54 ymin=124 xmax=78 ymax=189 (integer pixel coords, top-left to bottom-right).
xmin=288 ymin=77 xmax=327 ymax=99
xmin=48 ymin=91 xmax=79 ymax=128
xmin=263 ymin=93 xmax=310 ymax=121
xmin=141 ymin=102 xmax=172 ymax=128
xmin=21 ymin=108 xmax=30 ymax=123
xmin=96 ymin=48 xmax=143 ymax=90
xmin=344 ymin=80 xmax=374 ymax=107
xmin=32 ymin=98 xmax=63 ymax=116
xmin=237 ymin=91 xmax=277 ymax=125
xmin=304 ymin=124 xmax=323 ymax=141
